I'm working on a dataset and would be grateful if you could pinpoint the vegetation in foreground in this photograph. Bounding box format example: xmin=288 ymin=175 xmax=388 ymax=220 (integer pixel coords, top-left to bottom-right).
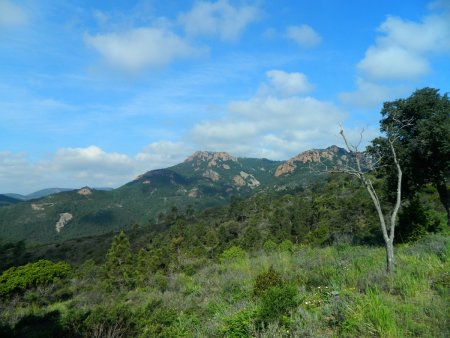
xmin=0 ymin=233 xmax=448 ymax=337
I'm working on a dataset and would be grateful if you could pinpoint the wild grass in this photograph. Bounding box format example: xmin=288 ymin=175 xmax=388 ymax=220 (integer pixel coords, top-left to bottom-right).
xmin=1 ymin=234 xmax=449 ymax=337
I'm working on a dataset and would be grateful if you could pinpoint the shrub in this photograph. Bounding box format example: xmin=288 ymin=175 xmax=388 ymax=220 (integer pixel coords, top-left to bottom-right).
xmin=153 ymin=271 xmax=169 ymax=292
xmin=0 ymin=260 xmax=71 ymax=297
xmin=138 ymin=305 xmax=178 ymax=337
xmin=257 ymin=285 xmax=298 ymax=325
xmin=220 ymin=246 xmax=247 ymax=263
xmin=279 ymin=239 xmax=294 ymax=252
xmin=263 ymin=240 xmax=277 ymax=253
xmin=404 ymin=233 xmax=449 ymax=262
xmin=220 ymin=309 xmax=255 ymax=338
xmin=253 ymin=265 xmax=284 ymax=297
xmin=84 ymin=304 xmax=136 ymax=338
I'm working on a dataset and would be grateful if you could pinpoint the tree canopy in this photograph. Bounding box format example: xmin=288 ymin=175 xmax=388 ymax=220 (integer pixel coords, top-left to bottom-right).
xmin=374 ymin=87 xmax=450 ymax=225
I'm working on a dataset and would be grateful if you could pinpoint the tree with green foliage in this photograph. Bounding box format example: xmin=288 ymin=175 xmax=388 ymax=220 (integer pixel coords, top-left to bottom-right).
xmin=376 ymin=87 xmax=450 ymax=226
xmin=104 ymin=231 xmax=134 ymax=288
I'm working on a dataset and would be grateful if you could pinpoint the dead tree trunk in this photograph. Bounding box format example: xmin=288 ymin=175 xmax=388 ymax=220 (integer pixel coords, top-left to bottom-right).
xmin=336 ymin=127 xmax=402 ymax=274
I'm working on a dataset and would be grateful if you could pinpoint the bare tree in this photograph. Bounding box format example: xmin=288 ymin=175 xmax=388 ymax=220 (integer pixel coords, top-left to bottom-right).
xmin=313 ymin=122 xmax=409 ymax=273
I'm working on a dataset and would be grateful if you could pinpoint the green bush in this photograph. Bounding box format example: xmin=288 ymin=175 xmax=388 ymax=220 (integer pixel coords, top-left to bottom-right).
xmin=253 ymin=265 xmax=284 ymax=297
xmin=279 ymin=239 xmax=294 ymax=252
xmin=0 ymin=260 xmax=71 ymax=297
xmin=153 ymin=271 xmax=169 ymax=292
xmin=220 ymin=246 xmax=247 ymax=263
xmin=84 ymin=304 xmax=136 ymax=338
xmin=263 ymin=240 xmax=277 ymax=253
xmin=257 ymin=285 xmax=298 ymax=325
xmin=220 ymin=309 xmax=255 ymax=338
xmin=138 ymin=305 xmax=178 ymax=337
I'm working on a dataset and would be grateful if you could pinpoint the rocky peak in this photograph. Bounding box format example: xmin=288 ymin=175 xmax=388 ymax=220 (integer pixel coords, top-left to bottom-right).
xmin=184 ymin=151 xmax=237 ymax=168
xmin=77 ymin=187 xmax=92 ymax=196
xmin=291 ymin=145 xmax=345 ymax=164
xmin=275 ymin=145 xmax=347 ymax=177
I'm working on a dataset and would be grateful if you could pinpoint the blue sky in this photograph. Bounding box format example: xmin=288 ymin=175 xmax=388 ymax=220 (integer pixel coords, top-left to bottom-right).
xmin=1 ymin=0 xmax=449 ymax=194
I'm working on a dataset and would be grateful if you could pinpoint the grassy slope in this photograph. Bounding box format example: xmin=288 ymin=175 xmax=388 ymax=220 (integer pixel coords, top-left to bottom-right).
xmin=0 ymin=234 xmax=448 ymax=337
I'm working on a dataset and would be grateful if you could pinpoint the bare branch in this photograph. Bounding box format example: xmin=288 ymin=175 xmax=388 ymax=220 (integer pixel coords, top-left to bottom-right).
xmin=312 ymin=124 xmax=404 ymax=273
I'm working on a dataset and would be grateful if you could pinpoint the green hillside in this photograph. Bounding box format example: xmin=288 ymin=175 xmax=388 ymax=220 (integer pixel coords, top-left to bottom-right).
xmin=0 ymin=146 xmax=348 ymax=244
xmin=0 ymin=148 xmax=447 ymax=337
xmin=0 ymin=176 xmax=448 ymax=336
xmin=0 ymin=195 xmax=22 ymax=207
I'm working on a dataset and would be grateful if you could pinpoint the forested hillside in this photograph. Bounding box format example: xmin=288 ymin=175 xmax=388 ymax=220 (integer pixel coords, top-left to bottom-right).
xmin=0 ymin=173 xmax=448 ymax=337
xmin=0 ymin=146 xmax=346 ymax=244
xmin=0 ymin=88 xmax=449 ymax=337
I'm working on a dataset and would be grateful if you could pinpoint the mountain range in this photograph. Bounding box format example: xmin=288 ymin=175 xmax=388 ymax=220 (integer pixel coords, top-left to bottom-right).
xmin=0 ymin=146 xmax=348 ymax=244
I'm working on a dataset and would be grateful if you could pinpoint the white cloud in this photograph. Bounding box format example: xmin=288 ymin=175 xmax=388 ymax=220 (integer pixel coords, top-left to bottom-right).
xmin=378 ymin=15 xmax=450 ymax=53
xmin=136 ymin=141 xmax=192 ymax=168
xmin=85 ymin=27 xmax=204 ymax=73
xmin=0 ymin=143 xmax=191 ymax=194
xmin=190 ymin=71 xmax=346 ymax=159
xmin=85 ymin=0 xmax=259 ymax=73
xmin=358 ymin=45 xmax=430 ymax=80
xmin=339 ymin=78 xmax=409 ymax=108
xmin=53 ymin=146 xmax=132 ymax=175
xmin=259 ymin=70 xmax=314 ymax=97
xmin=342 ymin=10 xmax=450 ymax=108
xmin=285 ymin=25 xmax=321 ymax=48
xmin=357 ymin=15 xmax=450 ymax=81
xmin=0 ymin=0 xmax=27 ymax=28
xmin=178 ymin=0 xmax=260 ymax=41
xmin=0 ymin=152 xmax=37 ymax=192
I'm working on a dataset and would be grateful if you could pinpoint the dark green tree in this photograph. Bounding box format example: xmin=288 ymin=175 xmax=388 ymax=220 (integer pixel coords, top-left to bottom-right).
xmin=104 ymin=231 xmax=134 ymax=288
xmin=377 ymin=88 xmax=450 ymax=225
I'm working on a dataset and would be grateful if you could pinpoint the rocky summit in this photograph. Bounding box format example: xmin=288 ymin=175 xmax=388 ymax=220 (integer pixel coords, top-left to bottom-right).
xmin=275 ymin=146 xmax=347 ymax=177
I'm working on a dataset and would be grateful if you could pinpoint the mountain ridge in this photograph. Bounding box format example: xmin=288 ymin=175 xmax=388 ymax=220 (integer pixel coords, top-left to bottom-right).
xmin=0 ymin=145 xmax=348 ymax=244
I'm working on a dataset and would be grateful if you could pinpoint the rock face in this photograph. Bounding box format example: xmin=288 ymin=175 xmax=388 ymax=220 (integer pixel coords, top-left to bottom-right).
xmin=78 ymin=187 xmax=92 ymax=196
xmin=275 ymin=145 xmax=347 ymax=177
xmin=185 ymin=151 xmax=237 ymax=168
xmin=188 ymin=188 xmax=199 ymax=198
xmin=55 ymin=213 xmax=73 ymax=233
xmin=31 ymin=203 xmax=54 ymax=211
xmin=233 ymin=171 xmax=260 ymax=189
xmin=31 ymin=203 xmax=44 ymax=211
xmin=274 ymin=162 xmax=296 ymax=177
xmin=202 ymin=169 xmax=220 ymax=181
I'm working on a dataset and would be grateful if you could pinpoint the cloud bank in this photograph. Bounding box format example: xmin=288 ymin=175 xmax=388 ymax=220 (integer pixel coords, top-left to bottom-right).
xmin=191 ymin=70 xmax=345 ymax=159
xmin=0 ymin=142 xmax=191 ymax=194
xmin=85 ymin=0 xmax=260 ymax=73
xmin=341 ymin=9 xmax=450 ymax=108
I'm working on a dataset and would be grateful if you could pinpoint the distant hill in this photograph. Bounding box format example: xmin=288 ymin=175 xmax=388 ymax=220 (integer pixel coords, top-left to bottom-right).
xmin=4 ymin=188 xmax=75 ymax=201
xmin=0 ymin=194 xmax=22 ymax=207
xmin=4 ymin=187 xmax=115 ymax=201
xmin=0 ymin=146 xmax=348 ymax=244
